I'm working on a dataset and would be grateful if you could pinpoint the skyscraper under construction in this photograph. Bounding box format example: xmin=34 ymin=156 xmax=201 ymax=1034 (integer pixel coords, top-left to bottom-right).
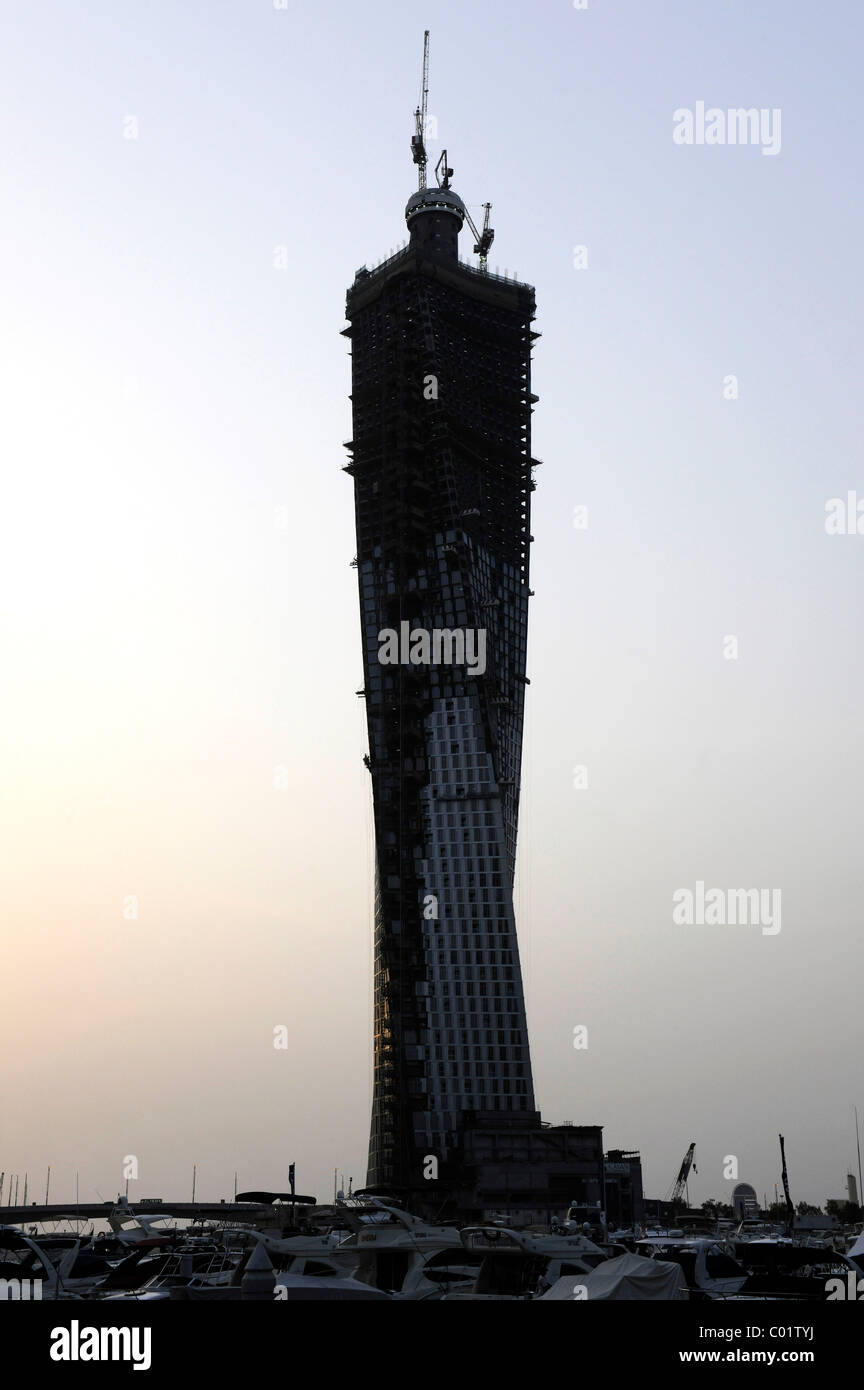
xmin=343 ymin=37 xmax=557 ymax=1212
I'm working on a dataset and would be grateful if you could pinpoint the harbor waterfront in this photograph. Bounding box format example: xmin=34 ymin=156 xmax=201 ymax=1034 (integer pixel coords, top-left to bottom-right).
xmin=2 ymin=1185 xmax=863 ymax=1303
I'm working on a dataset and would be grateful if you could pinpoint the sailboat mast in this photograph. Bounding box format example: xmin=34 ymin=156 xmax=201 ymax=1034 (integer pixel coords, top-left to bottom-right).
xmin=778 ymin=1134 xmax=794 ymax=1235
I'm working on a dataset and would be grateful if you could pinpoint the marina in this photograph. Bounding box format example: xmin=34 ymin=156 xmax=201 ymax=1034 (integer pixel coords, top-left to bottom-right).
xmin=3 ymin=1190 xmax=863 ymax=1302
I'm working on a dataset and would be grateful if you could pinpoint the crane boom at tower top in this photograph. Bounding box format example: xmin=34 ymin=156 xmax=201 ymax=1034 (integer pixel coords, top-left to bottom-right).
xmin=408 ymin=31 xmax=495 ymax=272
xmin=410 ymin=30 xmax=430 ymax=190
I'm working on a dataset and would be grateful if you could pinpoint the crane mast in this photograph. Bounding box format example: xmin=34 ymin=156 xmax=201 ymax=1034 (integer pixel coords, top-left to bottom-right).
xmin=464 ymin=200 xmax=495 ymax=271
xmin=410 ymin=30 xmax=430 ymax=190
xmin=669 ymin=1141 xmax=697 ymax=1210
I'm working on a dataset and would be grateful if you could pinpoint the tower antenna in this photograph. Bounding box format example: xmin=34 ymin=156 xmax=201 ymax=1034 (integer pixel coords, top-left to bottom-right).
xmin=411 ymin=30 xmax=430 ymax=190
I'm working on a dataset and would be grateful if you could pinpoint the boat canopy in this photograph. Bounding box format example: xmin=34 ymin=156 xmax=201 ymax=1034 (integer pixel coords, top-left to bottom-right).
xmin=539 ymin=1252 xmax=689 ymax=1302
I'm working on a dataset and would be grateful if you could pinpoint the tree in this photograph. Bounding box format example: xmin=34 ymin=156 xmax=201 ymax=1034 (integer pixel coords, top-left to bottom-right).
xmin=701 ymin=1199 xmax=733 ymax=1219
xmin=827 ymin=1199 xmax=860 ymax=1224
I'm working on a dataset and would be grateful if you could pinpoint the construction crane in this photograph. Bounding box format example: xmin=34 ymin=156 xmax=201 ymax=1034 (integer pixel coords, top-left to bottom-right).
xmin=411 ymin=33 xmax=495 ymax=271
xmin=668 ymin=1142 xmax=697 ymax=1211
xmin=434 ymin=149 xmax=494 ymax=271
xmin=410 ymin=30 xmax=430 ymax=190
xmin=464 ymin=201 xmax=495 ymax=271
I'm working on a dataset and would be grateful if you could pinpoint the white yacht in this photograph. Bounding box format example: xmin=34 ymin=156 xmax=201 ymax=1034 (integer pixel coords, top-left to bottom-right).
xmin=437 ymin=1224 xmax=611 ymax=1300
xmin=199 ymin=1199 xmax=477 ymax=1299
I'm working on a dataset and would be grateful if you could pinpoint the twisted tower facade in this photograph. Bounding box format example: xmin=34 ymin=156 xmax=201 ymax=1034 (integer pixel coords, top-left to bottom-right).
xmin=344 ymin=178 xmax=539 ymax=1196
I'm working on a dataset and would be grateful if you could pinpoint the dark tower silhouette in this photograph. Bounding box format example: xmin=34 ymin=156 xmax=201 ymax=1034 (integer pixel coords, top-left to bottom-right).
xmin=343 ymin=39 xmax=541 ymax=1205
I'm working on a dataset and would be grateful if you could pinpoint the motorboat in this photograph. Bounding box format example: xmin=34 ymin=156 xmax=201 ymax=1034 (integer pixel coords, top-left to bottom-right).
xmin=437 ymin=1224 xmax=611 ymax=1300
xmin=633 ymin=1236 xmax=749 ymax=1299
xmin=538 ymin=1251 xmax=689 ymax=1301
xmin=280 ymin=1200 xmax=479 ymax=1298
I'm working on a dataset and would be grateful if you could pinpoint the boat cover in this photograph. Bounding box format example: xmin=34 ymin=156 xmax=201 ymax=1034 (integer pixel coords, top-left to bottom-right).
xmin=538 ymin=1252 xmax=689 ymax=1301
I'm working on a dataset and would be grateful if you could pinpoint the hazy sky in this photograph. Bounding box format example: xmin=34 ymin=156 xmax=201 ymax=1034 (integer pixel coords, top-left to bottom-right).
xmin=2 ymin=0 xmax=862 ymax=1213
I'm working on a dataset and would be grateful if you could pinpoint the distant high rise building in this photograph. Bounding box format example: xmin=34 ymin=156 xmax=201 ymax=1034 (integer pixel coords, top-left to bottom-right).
xmin=343 ymin=76 xmax=540 ymax=1196
xmin=732 ymin=1183 xmax=760 ymax=1220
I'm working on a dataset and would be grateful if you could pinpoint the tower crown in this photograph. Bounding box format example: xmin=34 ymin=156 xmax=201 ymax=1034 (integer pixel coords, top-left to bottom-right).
xmin=405 ymin=187 xmax=466 ymax=226
xmin=405 ymin=187 xmax=465 ymax=259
